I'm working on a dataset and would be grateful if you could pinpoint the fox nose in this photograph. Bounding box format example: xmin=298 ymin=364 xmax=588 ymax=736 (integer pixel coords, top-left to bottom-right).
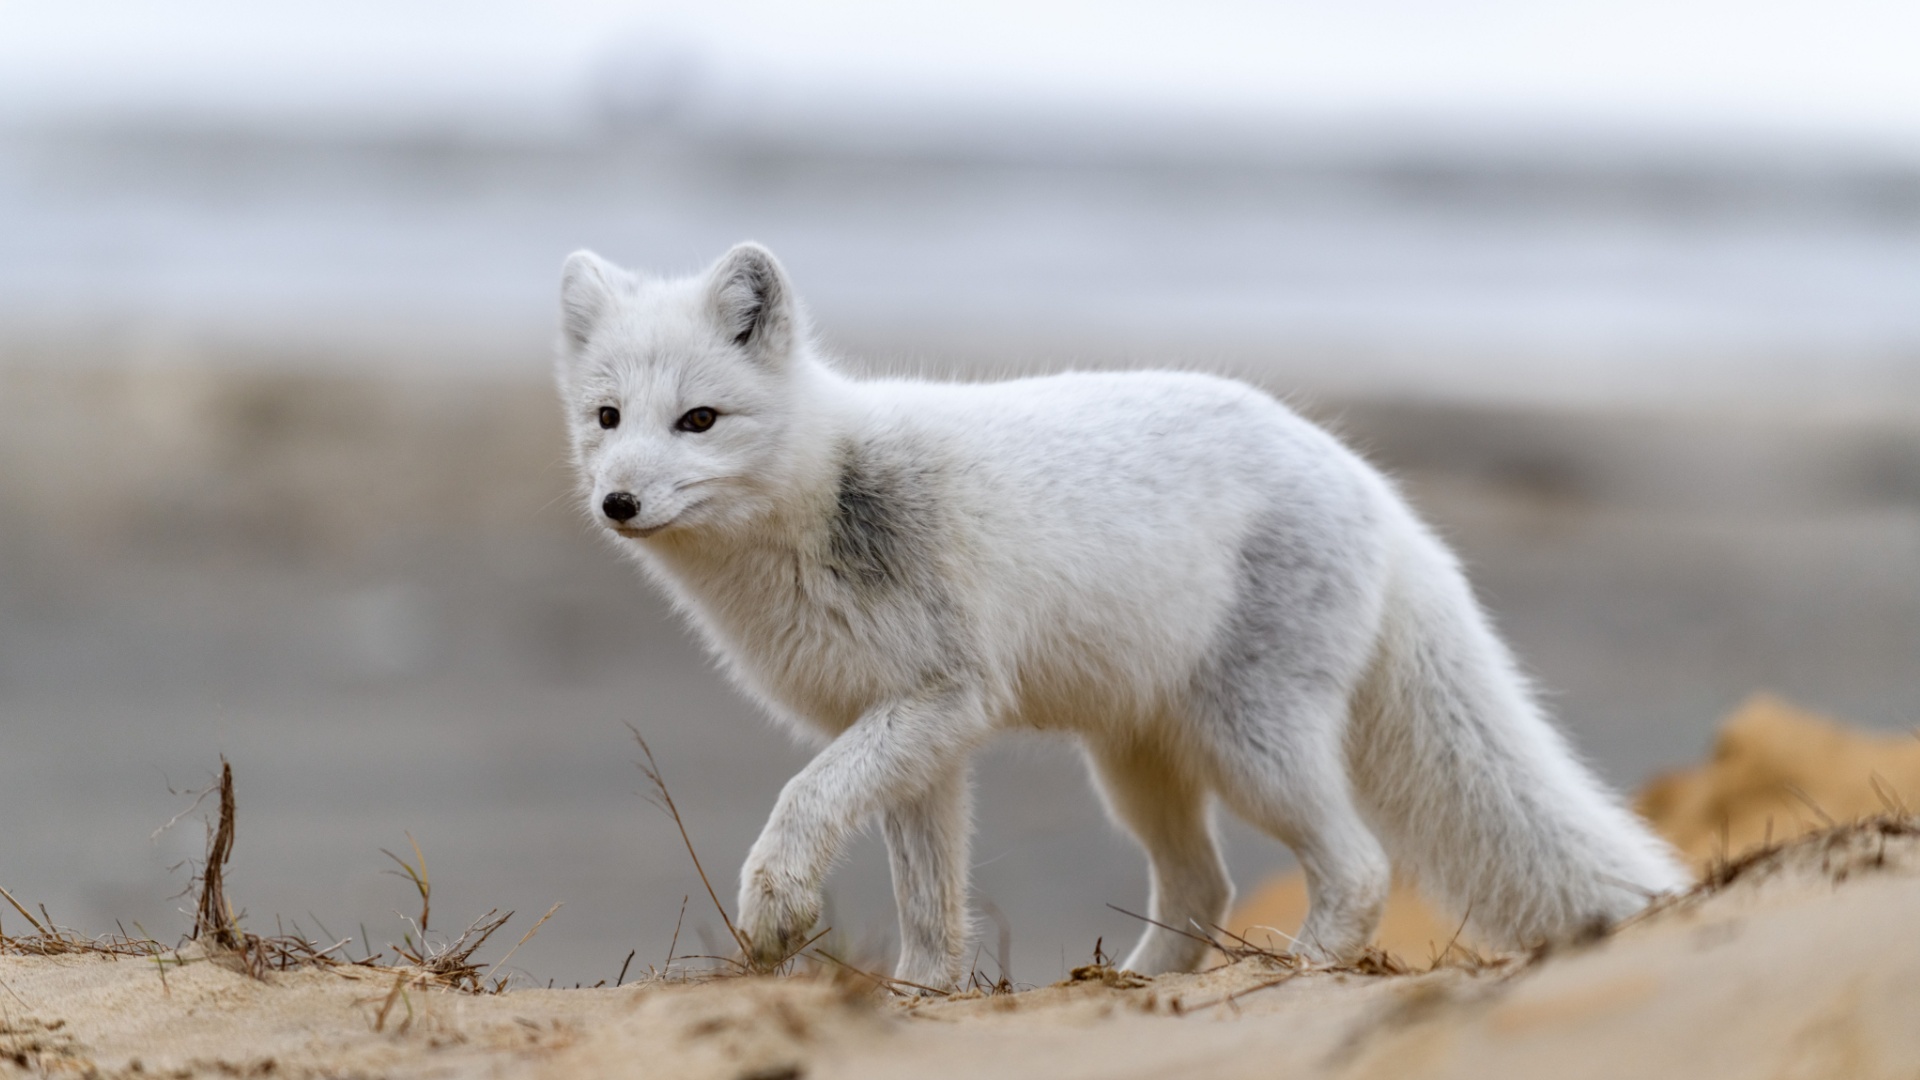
xmin=602 ymin=491 xmax=639 ymax=522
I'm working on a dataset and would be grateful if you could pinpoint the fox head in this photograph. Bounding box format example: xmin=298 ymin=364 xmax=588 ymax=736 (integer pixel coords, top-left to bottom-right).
xmin=555 ymin=243 xmax=814 ymax=543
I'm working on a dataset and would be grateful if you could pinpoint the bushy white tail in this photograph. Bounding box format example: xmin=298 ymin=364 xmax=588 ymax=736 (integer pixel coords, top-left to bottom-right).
xmin=1351 ymin=526 xmax=1689 ymax=948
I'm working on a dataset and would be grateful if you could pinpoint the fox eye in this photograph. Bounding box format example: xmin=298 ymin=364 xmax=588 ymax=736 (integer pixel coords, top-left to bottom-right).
xmin=676 ymin=407 xmax=718 ymax=433
xmin=598 ymin=405 xmax=620 ymax=429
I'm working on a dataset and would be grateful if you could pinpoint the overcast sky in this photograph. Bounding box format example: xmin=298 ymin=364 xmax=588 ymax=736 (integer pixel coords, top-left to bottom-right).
xmin=3 ymin=0 xmax=1919 ymax=150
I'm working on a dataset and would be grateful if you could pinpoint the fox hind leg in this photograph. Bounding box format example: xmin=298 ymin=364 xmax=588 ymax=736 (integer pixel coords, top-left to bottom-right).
xmin=1087 ymin=739 xmax=1232 ymax=975
xmin=1207 ymin=690 xmax=1391 ymax=963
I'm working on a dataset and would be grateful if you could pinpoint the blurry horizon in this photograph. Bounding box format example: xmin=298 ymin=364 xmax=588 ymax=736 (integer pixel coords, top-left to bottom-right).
xmin=3 ymin=0 xmax=1918 ymax=407
xmin=7 ymin=1 xmax=1920 ymax=145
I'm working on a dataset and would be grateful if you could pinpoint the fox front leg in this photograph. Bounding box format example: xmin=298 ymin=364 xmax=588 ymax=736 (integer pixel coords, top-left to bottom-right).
xmin=881 ymin=763 xmax=973 ymax=989
xmin=737 ymin=688 xmax=986 ymax=977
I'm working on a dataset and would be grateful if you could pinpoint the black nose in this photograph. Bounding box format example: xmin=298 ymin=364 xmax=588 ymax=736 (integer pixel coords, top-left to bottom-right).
xmin=602 ymin=491 xmax=638 ymax=522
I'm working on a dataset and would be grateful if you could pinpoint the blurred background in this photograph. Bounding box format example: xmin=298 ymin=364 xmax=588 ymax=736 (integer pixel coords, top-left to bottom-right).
xmin=2 ymin=0 xmax=1917 ymax=986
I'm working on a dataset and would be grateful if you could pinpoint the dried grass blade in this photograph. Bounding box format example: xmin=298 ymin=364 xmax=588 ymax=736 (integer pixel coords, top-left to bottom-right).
xmin=1104 ymin=903 xmax=1222 ymax=953
xmin=487 ymin=902 xmax=562 ymax=982
xmin=0 ymin=884 xmax=49 ymax=936
xmin=629 ymin=726 xmax=748 ymax=953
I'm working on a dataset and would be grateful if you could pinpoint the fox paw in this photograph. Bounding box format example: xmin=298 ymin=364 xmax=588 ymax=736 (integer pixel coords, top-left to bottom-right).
xmin=737 ymin=860 xmax=821 ymax=971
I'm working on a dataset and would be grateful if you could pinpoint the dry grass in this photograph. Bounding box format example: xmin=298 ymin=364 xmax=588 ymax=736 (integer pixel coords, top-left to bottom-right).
xmin=627 ymin=727 xmax=961 ymax=999
xmin=0 ymin=757 xmax=551 ymax=994
xmin=1609 ymin=811 xmax=1920 ymax=937
xmin=0 ymin=740 xmax=937 ymax=1003
xmin=11 ymin=740 xmax=1912 ymax=1014
xmin=0 ymin=884 xmax=164 ymax=962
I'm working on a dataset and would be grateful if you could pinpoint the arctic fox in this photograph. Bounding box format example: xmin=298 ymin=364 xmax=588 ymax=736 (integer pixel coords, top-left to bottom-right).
xmin=554 ymin=242 xmax=1687 ymax=989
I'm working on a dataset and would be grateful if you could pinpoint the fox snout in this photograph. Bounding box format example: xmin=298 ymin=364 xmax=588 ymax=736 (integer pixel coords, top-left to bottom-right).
xmin=602 ymin=491 xmax=639 ymax=522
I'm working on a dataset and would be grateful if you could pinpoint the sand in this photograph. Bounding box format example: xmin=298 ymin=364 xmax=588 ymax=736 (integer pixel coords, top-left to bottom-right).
xmin=5 ymin=815 xmax=1919 ymax=1079
xmin=7 ymin=697 xmax=1919 ymax=1079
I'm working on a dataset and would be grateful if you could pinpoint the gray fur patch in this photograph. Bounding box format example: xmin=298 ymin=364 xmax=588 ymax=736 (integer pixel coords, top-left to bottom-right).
xmin=816 ymin=440 xmax=983 ymax=694
xmin=829 ymin=455 xmax=900 ymax=587
xmin=827 ymin=441 xmax=932 ymax=592
xmin=1189 ymin=494 xmax=1383 ymax=757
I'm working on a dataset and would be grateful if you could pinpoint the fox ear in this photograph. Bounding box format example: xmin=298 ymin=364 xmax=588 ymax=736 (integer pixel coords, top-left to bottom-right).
xmin=560 ymin=250 xmax=620 ymax=354
xmin=706 ymin=242 xmax=794 ymax=363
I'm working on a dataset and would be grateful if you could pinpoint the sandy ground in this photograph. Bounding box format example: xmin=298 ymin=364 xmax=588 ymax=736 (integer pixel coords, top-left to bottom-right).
xmin=5 ymin=814 xmax=1919 ymax=1080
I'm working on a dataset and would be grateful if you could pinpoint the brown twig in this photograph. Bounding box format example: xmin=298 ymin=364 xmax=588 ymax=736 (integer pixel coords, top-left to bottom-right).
xmin=629 ymin=726 xmax=749 ymax=954
xmin=1207 ymin=920 xmax=1298 ymax=963
xmin=1103 ymin=904 xmax=1228 ymax=956
xmin=192 ymin=759 xmax=240 ymax=950
xmin=663 ymin=895 xmax=688 ymax=975
xmin=1430 ymin=901 xmax=1475 ymax=970
xmin=486 ymin=902 xmax=562 ymax=983
xmin=1783 ymin=784 xmax=1838 ymax=828
xmin=0 ymin=884 xmax=49 ymax=937
xmin=777 ymin=925 xmax=836 ymax=969
xmin=1869 ymin=772 xmax=1909 ymax=816
xmin=806 ymin=948 xmax=949 ymax=997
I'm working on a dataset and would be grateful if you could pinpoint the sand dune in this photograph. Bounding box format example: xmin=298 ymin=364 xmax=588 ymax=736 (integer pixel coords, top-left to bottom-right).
xmin=1227 ymin=694 xmax=1920 ymax=958
xmin=5 ymin=814 xmax=1917 ymax=1078
xmin=1636 ymin=694 xmax=1920 ymax=864
xmin=5 ymin=697 xmax=1920 ymax=1078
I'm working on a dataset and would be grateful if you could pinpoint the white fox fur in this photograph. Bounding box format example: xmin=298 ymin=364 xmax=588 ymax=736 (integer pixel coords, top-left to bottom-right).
xmin=554 ymin=243 xmax=1689 ymax=989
